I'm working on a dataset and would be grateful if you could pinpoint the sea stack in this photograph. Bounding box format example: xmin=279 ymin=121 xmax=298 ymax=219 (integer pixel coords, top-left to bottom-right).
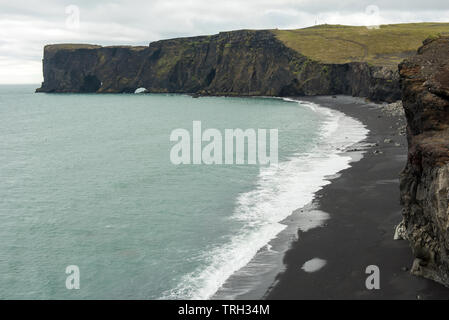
xmin=399 ymin=36 xmax=449 ymax=286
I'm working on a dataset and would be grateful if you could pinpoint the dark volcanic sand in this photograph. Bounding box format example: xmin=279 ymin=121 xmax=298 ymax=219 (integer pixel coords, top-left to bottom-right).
xmin=266 ymin=96 xmax=449 ymax=300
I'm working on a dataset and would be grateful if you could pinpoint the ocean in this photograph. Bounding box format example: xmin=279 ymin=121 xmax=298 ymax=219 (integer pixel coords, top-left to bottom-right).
xmin=0 ymin=85 xmax=368 ymax=299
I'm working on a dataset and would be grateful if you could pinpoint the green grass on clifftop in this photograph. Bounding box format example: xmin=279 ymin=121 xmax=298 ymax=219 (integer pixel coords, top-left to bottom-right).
xmin=274 ymin=23 xmax=449 ymax=67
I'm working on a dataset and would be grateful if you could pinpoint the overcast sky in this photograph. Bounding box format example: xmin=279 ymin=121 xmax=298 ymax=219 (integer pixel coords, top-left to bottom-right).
xmin=1 ymin=0 xmax=449 ymax=84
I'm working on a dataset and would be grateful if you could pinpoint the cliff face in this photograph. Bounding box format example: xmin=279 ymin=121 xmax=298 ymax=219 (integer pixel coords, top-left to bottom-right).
xmin=399 ymin=36 xmax=449 ymax=286
xmin=37 ymin=30 xmax=400 ymax=102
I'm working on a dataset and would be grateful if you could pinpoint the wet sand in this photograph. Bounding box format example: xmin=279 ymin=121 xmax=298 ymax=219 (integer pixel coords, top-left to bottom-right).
xmin=266 ymin=96 xmax=449 ymax=300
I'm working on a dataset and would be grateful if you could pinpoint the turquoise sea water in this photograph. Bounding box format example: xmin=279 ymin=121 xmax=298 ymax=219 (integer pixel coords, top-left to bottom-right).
xmin=0 ymin=85 xmax=367 ymax=299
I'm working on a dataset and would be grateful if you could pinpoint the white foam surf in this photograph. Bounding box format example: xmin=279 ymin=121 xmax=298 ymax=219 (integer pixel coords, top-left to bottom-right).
xmin=302 ymin=258 xmax=327 ymax=273
xmin=161 ymin=99 xmax=369 ymax=300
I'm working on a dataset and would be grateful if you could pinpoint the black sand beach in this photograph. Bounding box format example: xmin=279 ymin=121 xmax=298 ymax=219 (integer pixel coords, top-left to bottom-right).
xmin=265 ymin=96 xmax=449 ymax=300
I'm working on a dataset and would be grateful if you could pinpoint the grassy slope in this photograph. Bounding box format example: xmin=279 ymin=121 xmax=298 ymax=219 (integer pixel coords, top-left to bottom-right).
xmin=273 ymin=23 xmax=449 ymax=67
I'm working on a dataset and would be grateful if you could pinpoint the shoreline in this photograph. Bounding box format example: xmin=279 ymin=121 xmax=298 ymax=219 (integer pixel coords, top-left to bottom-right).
xmin=264 ymin=95 xmax=449 ymax=300
xmin=214 ymin=95 xmax=370 ymax=299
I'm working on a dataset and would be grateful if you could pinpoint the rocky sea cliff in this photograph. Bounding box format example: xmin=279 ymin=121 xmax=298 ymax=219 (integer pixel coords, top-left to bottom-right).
xmin=399 ymin=36 xmax=449 ymax=287
xmin=36 ymin=30 xmax=400 ymax=102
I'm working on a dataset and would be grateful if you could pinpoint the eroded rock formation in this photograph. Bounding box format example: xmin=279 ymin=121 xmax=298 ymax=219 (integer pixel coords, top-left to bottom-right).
xmin=36 ymin=30 xmax=400 ymax=102
xmin=399 ymin=36 xmax=449 ymax=286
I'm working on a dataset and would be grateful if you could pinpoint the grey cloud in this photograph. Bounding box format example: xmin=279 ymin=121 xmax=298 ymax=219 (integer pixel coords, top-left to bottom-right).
xmin=1 ymin=0 xmax=449 ymax=83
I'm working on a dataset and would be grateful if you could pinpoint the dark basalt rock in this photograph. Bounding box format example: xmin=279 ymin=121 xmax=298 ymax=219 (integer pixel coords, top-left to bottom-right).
xmin=36 ymin=30 xmax=400 ymax=102
xmin=399 ymin=36 xmax=449 ymax=286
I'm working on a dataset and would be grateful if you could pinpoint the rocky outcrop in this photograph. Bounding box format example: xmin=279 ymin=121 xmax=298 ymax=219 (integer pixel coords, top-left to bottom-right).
xmin=399 ymin=36 xmax=449 ymax=286
xmin=37 ymin=30 xmax=400 ymax=102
